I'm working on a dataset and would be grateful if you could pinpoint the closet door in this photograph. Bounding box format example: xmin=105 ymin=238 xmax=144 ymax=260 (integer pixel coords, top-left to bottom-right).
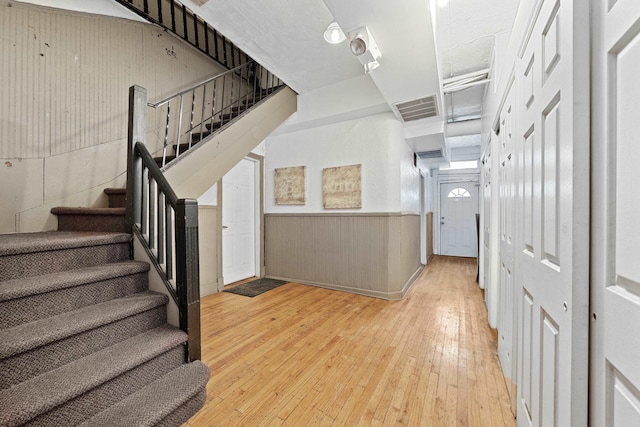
xmin=591 ymin=1 xmax=640 ymax=426
xmin=497 ymin=84 xmax=517 ymax=414
xmin=482 ymin=144 xmax=494 ymax=314
xmin=514 ymin=0 xmax=590 ymax=426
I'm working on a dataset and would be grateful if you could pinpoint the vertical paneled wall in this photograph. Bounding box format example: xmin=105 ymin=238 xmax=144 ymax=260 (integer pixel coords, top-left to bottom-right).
xmin=265 ymin=213 xmax=421 ymax=300
xmin=400 ymin=214 xmax=421 ymax=291
xmin=198 ymin=206 xmax=218 ymax=297
xmin=0 ymin=1 xmax=225 ymax=232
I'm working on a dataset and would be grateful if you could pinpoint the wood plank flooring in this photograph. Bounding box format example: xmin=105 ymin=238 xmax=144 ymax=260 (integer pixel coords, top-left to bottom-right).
xmin=185 ymin=256 xmax=515 ymax=426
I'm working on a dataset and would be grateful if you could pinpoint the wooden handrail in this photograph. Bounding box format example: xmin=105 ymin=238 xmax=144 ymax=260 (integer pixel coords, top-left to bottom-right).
xmin=126 ymin=85 xmax=201 ymax=362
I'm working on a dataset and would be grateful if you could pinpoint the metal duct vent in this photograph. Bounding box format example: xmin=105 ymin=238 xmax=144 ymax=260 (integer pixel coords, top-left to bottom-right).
xmin=416 ymin=149 xmax=444 ymax=160
xmin=393 ymin=95 xmax=438 ymax=122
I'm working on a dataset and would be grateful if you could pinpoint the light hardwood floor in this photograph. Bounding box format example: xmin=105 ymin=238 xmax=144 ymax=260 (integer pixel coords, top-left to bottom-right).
xmin=185 ymin=256 xmax=515 ymax=426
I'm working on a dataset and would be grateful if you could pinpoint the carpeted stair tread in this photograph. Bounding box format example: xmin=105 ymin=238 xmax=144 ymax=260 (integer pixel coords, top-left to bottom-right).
xmin=0 ymin=231 xmax=130 ymax=256
xmin=104 ymin=188 xmax=126 ymax=208
xmin=0 ymin=324 xmax=187 ymax=427
xmin=0 ymin=261 xmax=149 ymax=302
xmin=52 ymin=207 xmax=127 ymax=232
xmin=155 ymin=389 xmax=207 ymax=427
xmin=51 ymin=206 xmax=126 ymax=215
xmin=0 ymin=290 xmax=167 ymax=359
xmin=0 ymin=261 xmax=151 ymax=330
xmin=79 ymin=361 xmax=210 ymax=427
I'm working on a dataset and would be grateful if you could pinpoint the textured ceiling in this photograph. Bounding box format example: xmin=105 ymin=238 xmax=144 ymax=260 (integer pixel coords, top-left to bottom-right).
xmin=435 ymin=0 xmax=520 ymax=78
xmin=434 ymin=0 xmax=520 ymax=125
xmin=180 ymin=0 xmax=364 ymax=94
xmin=180 ymin=0 xmax=445 ymax=154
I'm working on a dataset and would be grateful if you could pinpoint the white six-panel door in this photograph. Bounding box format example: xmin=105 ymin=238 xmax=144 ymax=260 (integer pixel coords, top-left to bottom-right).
xmin=591 ymin=1 xmax=640 ymax=425
xmin=482 ymin=146 xmax=492 ymax=301
xmin=497 ymin=83 xmax=517 ymax=415
xmin=514 ymin=0 xmax=590 ymax=426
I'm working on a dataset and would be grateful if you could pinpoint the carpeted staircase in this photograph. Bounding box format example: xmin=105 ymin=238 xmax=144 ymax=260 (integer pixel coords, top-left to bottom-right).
xmin=0 ymin=188 xmax=209 ymax=426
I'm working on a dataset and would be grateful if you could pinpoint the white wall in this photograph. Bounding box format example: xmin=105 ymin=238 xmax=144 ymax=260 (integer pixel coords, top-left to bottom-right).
xmin=400 ymin=141 xmax=420 ymax=213
xmin=265 ymin=112 xmax=406 ymax=213
xmin=264 ymin=73 xmax=421 ymax=214
xmin=198 ymin=184 xmax=218 ymax=206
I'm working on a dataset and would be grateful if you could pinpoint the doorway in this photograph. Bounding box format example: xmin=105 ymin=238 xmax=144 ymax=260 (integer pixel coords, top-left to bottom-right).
xmin=439 ymin=181 xmax=479 ymax=257
xmin=222 ymin=157 xmax=261 ymax=285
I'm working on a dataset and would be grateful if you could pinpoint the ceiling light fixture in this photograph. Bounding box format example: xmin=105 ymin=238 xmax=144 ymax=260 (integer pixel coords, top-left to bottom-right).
xmin=348 ymin=26 xmax=382 ymax=74
xmin=323 ymin=22 xmax=346 ymax=44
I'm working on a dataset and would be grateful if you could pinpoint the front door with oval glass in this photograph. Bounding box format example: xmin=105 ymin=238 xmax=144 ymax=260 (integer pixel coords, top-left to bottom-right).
xmin=440 ymin=182 xmax=479 ymax=257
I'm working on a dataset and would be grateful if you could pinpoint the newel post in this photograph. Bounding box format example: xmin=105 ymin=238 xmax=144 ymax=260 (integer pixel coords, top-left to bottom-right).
xmin=126 ymin=85 xmax=147 ymax=233
xmin=175 ymin=199 xmax=201 ymax=361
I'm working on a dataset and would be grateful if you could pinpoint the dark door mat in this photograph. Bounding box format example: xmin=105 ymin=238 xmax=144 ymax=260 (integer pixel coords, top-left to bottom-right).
xmin=224 ymin=278 xmax=288 ymax=297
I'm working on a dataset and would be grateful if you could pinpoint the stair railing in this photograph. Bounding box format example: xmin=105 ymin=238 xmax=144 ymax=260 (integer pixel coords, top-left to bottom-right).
xmin=114 ymin=0 xmax=250 ymax=70
xmin=126 ymin=85 xmax=201 ymax=361
xmin=148 ymin=60 xmax=283 ymax=167
xmin=126 ymin=63 xmax=285 ymax=361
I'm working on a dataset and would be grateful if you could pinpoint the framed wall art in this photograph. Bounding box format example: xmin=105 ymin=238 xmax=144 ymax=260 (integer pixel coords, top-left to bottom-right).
xmin=274 ymin=166 xmax=306 ymax=205
xmin=322 ymin=164 xmax=361 ymax=209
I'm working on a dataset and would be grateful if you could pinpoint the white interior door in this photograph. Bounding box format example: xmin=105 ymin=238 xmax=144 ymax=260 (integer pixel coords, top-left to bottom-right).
xmin=483 ymin=149 xmax=492 ymax=277
xmin=497 ymin=84 xmax=517 ymax=414
xmin=222 ymin=158 xmax=257 ymax=285
xmin=440 ymin=182 xmax=479 ymax=258
xmin=515 ymin=1 xmax=590 ymax=426
xmin=482 ymin=145 xmax=494 ymax=313
xmin=591 ymin=1 xmax=640 ymax=426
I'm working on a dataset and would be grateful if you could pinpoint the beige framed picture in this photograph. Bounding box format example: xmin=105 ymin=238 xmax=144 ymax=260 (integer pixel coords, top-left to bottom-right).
xmin=274 ymin=166 xmax=306 ymax=205
xmin=322 ymin=164 xmax=362 ymax=209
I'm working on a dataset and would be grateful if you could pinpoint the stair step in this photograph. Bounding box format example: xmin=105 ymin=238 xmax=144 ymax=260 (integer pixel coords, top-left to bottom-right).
xmin=178 ymin=107 xmax=260 ymax=155
xmin=0 ymin=231 xmax=131 ymax=280
xmin=52 ymin=206 xmax=126 ymax=233
xmin=0 ymin=261 xmax=150 ymax=329
xmin=173 ymin=141 xmax=202 ymax=156
xmin=0 ymin=325 xmax=187 ymax=427
xmin=0 ymin=291 xmax=168 ymax=388
xmin=154 ymin=155 xmax=176 ymax=168
xmin=231 ymin=98 xmax=261 ymax=112
xmin=204 ymin=121 xmax=224 ymax=132
xmin=190 ymin=130 xmax=213 ymax=144
xmin=79 ymin=361 xmax=210 ymax=427
xmin=231 ymin=105 xmax=249 ymax=114
xmin=104 ymin=188 xmax=126 ymax=208
xmin=219 ymin=111 xmax=241 ymax=122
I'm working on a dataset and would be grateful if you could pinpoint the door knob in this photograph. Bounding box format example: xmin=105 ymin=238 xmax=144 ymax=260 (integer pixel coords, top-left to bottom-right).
xmin=222 ymin=225 xmax=228 ymax=229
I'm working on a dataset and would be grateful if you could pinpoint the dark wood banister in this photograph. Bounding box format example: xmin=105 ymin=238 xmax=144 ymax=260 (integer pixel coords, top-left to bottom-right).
xmin=124 ymin=47 xmax=286 ymax=361
xmin=126 ymin=85 xmax=201 ymax=361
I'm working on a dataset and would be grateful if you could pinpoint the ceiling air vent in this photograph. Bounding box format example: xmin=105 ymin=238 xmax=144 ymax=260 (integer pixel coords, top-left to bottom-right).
xmin=417 ymin=149 xmax=444 ymax=160
xmin=392 ymin=95 xmax=439 ymax=122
